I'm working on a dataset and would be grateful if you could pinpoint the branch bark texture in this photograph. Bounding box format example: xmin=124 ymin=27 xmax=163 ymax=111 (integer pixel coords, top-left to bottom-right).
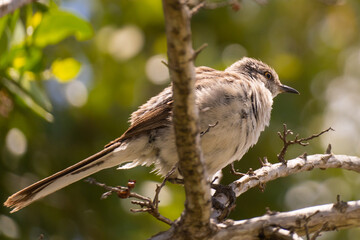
xmin=212 ymin=154 xmax=360 ymax=219
xmin=212 ymin=200 xmax=360 ymax=240
xmin=0 ymin=0 xmax=35 ymax=18
xmin=162 ymin=0 xmax=211 ymax=239
xmin=231 ymin=154 xmax=360 ymax=197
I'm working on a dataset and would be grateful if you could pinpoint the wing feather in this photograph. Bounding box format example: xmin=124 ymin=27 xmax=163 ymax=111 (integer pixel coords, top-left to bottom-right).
xmin=105 ymin=66 xmax=219 ymax=148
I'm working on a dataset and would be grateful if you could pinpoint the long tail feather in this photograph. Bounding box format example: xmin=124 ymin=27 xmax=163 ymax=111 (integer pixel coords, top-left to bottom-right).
xmin=4 ymin=143 xmax=122 ymax=213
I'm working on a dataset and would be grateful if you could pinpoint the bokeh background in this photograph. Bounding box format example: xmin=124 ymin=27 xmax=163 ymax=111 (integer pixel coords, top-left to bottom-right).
xmin=1 ymin=0 xmax=360 ymax=239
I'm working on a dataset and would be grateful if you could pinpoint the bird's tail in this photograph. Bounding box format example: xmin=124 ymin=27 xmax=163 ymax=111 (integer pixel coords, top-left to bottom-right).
xmin=4 ymin=143 xmax=124 ymax=213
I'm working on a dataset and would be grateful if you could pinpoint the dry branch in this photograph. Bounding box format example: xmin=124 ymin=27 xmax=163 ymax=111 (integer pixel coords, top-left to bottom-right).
xmin=0 ymin=0 xmax=35 ymax=18
xmin=212 ymin=200 xmax=360 ymax=240
xmin=85 ymin=178 xmax=173 ymax=225
xmin=277 ymin=124 xmax=334 ymax=163
xmin=211 ymin=154 xmax=360 ymax=221
xmin=162 ymin=0 xmax=212 ymax=238
xmin=263 ymin=226 xmax=304 ymax=240
xmin=230 ymin=154 xmax=360 ymax=198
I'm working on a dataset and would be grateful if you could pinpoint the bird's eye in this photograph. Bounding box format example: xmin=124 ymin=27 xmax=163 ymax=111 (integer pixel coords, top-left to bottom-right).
xmin=264 ymin=71 xmax=273 ymax=80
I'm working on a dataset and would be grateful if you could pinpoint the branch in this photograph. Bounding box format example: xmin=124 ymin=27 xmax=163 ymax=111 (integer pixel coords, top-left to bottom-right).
xmin=0 ymin=0 xmax=35 ymax=18
xmin=232 ymin=154 xmax=360 ymax=197
xmin=151 ymin=198 xmax=360 ymax=240
xmin=263 ymin=226 xmax=304 ymax=240
xmin=85 ymin=178 xmax=173 ymax=225
xmin=277 ymin=124 xmax=334 ymax=163
xmin=209 ymin=154 xmax=360 ymax=222
xmin=189 ymin=0 xmax=242 ymax=16
xmin=162 ymin=0 xmax=211 ymax=238
xmin=212 ymin=199 xmax=360 ymax=239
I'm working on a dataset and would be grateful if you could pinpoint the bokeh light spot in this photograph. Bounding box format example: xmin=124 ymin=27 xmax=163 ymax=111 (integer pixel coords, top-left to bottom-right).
xmin=0 ymin=215 xmax=19 ymax=239
xmin=5 ymin=128 xmax=27 ymax=157
xmin=145 ymin=55 xmax=170 ymax=85
xmin=65 ymin=80 xmax=88 ymax=107
xmin=107 ymin=25 xmax=144 ymax=61
xmin=222 ymin=44 xmax=247 ymax=66
xmin=285 ymin=180 xmax=332 ymax=210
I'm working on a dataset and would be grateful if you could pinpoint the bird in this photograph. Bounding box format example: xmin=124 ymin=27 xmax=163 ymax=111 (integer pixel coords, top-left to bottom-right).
xmin=4 ymin=57 xmax=299 ymax=213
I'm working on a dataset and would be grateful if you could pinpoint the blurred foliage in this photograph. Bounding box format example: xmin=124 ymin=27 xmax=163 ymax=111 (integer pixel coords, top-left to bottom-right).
xmin=1 ymin=0 xmax=360 ymax=239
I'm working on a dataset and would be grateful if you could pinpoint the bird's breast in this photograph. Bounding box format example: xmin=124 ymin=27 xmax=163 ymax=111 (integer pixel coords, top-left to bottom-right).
xmin=198 ymin=84 xmax=273 ymax=176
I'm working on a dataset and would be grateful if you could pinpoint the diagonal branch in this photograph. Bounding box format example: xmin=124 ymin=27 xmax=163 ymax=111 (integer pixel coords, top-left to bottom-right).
xmin=231 ymin=154 xmax=360 ymax=198
xmin=0 ymin=0 xmax=35 ymax=18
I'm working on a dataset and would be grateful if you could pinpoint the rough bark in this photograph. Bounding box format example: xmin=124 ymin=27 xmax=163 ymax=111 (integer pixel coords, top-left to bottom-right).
xmin=211 ymin=154 xmax=360 ymax=219
xmin=151 ymin=154 xmax=360 ymax=239
xmin=162 ymin=0 xmax=212 ymax=239
xmin=233 ymin=154 xmax=359 ymax=197
xmin=212 ymin=200 xmax=360 ymax=240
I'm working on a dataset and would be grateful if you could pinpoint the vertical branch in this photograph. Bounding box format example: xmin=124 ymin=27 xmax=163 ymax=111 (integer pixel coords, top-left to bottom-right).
xmin=162 ymin=0 xmax=212 ymax=238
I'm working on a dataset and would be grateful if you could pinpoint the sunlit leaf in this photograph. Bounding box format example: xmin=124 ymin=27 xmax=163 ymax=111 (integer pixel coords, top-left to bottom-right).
xmin=1 ymin=46 xmax=42 ymax=71
xmin=12 ymin=56 xmax=26 ymax=69
xmin=33 ymin=10 xmax=93 ymax=47
xmin=51 ymin=58 xmax=81 ymax=82
xmin=10 ymin=19 xmax=25 ymax=47
xmin=6 ymin=68 xmax=52 ymax=111
xmin=30 ymin=12 xmax=43 ymax=28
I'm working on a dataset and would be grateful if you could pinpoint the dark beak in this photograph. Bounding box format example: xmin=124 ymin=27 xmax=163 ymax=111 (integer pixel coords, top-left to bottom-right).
xmin=280 ymin=84 xmax=299 ymax=94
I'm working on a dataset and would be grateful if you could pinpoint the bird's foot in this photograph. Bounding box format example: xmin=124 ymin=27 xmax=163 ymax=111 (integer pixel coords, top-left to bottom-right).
xmin=211 ymin=183 xmax=237 ymax=222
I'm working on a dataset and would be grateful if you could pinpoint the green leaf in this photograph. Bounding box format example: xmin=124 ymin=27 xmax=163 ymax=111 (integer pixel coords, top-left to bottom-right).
xmin=33 ymin=10 xmax=93 ymax=47
xmin=0 ymin=30 xmax=9 ymax=56
xmin=0 ymin=15 xmax=9 ymax=38
xmin=9 ymin=10 xmax=20 ymax=33
xmin=51 ymin=58 xmax=81 ymax=82
xmin=2 ymin=77 xmax=53 ymax=122
xmin=0 ymin=46 xmax=42 ymax=71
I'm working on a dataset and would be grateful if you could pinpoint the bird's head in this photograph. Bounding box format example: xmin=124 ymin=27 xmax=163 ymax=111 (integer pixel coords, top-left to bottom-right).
xmin=225 ymin=57 xmax=299 ymax=97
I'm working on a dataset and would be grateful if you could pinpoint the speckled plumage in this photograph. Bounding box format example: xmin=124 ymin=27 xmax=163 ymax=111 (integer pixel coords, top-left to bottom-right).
xmin=4 ymin=57 xmax=298 ymax=212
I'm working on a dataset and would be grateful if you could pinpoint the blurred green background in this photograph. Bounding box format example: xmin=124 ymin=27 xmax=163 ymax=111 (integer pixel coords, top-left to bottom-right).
xmin=1 ymin=0 xmax=360 ymax=239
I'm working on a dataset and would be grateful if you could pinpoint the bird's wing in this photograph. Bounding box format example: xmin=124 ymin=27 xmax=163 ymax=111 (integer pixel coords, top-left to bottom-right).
xmin=105 ymin=66 xmax=220 ymax=148
xmin=105 ymin=98 xmax=173 ymax=147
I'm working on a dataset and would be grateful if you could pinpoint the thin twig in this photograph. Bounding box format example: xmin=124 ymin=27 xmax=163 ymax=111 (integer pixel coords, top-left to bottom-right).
xmin=202 ymin=0 xmax=240 ymax=10
xmin=310 ymin=222 xmax=328 ymax=240
xmin=200 ymin=121 xmax=218 ymax=137
xmin=277 ymin=124 xmax=334 ymax=163
xmin=189 ymin=1 xmax=206 ymax=16
xmin=192 ymin=43 xmax=208 ymax=61
xmin=85 ymin=177 xmax=173 ymax=225
xmin=230 ymin=163 xmax=246 ymax=176
xmin=153 ymin=165 xmax=177 ymax=210
xmin=258 ymin=156 xmax=271 ymax=167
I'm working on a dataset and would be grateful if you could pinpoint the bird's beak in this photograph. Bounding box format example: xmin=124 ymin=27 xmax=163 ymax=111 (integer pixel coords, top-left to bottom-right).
xmin=280 ymin=84 xmax=299 ymax=94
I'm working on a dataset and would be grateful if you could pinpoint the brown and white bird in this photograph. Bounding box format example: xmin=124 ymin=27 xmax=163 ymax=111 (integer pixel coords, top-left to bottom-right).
xmin=4 ymin=57 xmax=298 ymax=212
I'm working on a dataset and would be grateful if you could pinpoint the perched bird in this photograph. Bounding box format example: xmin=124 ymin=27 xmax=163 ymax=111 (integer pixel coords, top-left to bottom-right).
xmin=4 ymin=57 xmax=298 ymax=212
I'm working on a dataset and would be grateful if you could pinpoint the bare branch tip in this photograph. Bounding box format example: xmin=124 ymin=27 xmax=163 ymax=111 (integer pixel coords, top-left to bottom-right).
xmin=333 ymin=195 xmax=348 ymax=213
xmin=325 ymin=144 xmax=332 ymax=154
xmin=192 ymin=43 xmax=208 ymax=62
xmin=189 ymin=1 xmax=206 ymax=16
xmin=161 ymin=60 xmax=169 ymax=68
